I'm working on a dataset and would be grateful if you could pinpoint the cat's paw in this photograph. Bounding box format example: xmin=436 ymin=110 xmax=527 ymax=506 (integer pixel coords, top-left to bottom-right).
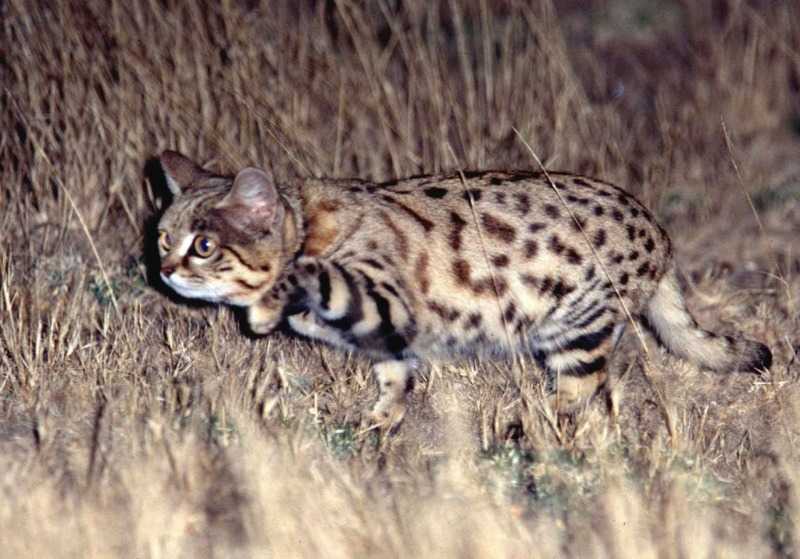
xmin=247 ymin=302 xmax=283 ymax=335
xmin=368 ymin=398 xmax=407 ymax=429
xmin=546 ymin=372 xmax=608 ymax=414
xmin=287 ymin=310 xmax=323 ymax=336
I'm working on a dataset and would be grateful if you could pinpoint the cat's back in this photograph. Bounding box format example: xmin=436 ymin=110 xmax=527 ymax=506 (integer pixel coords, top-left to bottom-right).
xmin=344 ymin=170 xmax=672 ymax=285
xmin=306 ymin=170 xmax=673 ymax=357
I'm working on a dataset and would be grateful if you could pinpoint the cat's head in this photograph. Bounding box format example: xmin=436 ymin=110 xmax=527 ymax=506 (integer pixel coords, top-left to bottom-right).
xmin=156 ymin=151 xmax=292 ymax=307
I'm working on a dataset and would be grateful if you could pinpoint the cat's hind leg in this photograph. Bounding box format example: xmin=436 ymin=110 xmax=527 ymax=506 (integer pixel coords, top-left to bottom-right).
xmin=532 ymin=311 xmax=626 ymax=412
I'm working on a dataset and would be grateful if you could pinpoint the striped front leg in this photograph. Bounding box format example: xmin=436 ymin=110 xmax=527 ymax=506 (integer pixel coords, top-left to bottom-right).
xmin=291 ymin=256 xmax=418 ymax=426
xmin=291 ymin=256 xmax=415 ymax=357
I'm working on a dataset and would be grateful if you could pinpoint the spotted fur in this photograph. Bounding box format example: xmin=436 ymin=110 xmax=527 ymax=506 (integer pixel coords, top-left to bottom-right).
xmin=157 ymin=151 xmax=772 ymax=422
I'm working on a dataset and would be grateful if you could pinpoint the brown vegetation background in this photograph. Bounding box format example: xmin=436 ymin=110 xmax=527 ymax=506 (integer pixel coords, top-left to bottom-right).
xmin=2 ymin=0 xmax=800 ymax=557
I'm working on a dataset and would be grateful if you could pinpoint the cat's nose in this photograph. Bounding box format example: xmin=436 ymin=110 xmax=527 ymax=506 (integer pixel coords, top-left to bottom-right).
xmin=161 ymin=265 xmax=175 ymax=277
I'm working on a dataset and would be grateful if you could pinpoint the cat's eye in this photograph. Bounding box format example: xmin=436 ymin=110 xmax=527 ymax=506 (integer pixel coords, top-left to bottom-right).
xmin=158 ymin=230 xmax=172 ymax=252
xmin=193 ymin=235 xmax=217 ymax=258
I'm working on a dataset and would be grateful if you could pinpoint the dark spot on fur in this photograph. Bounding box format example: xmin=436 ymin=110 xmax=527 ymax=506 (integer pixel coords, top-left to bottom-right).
xmin=492 ymin=254 xmax=510 ymax=268
xmin=549 ymin=235 xmax=565 ymax=254
xmin=453 ymin=259 xmax=471 ymax=285
xmin=611 ymin=209 xmax=624 ymax=222
xmin=594 ymin=229 xmax=607 ymax=248
xmin=636 ymin=262 xmax=650 ymax=277
xmin=502 ymin=302 xmax=517 ymax=323
xmin=490 ymin=177 xmax=504 ymax=186
xmin=593 ymin=205 xmax=605 ymax=216
xmin=524 ymin=239 xmax=538 ymax=259
xmin=449 ymin=211 xmax=468 ymax=251
xmin=514 ymin=193 xmax=531 ymax=216
xmin=585 ymin=265 xmax=596 ymax=281
xmin=494 ymin=191 xmax=507 ymax=205
xmin=617 ymin=193 xmax=630 ymax=206
xmin=619 ymin=272 xmax=629 ymax=285
xmin=573 ymin=178 xmax=592 ymax=188
xmin=644 ymin=237 xmax=655 ymax=252
xmin=416 ymin=252 xmax=430 ymax=295
xmin=528 ymin=222 xmax=547 ymax=234
xmin=630 ymin=207 xmax=640 ymax=218
xmin=610 ymin=252 xmax=624 ymax=264
xmin=626 ymin=224 xmax=636 ymax=241
xmin=487 ymin=276 xmax=508 ymax=296
xmin=544 ymin=204 xmax=560 ymax=219
xmin=566 ymin=248 xmax=582 ymax=265
xmin=481 ymin=213 xmax=517 ymax=243
xmin=552 ymin=279 xmax=576 ymax=299
xmin=463 ymin=189 xmax=483 ymax=202
xmin=628 ymin=250 xmax=640 ymax=261
xmin=570 ymin=216 xmax=587 ymax=232
xmin=466 ymin=312 xmax=482 ymax=329
xmin=566 ymin=194 xmax=589 ymax=206
xmin=539 ymin=276 xmax=553 ymax=294
xmin=428 ymin=300 xmax=461 ymax=322
xmin=521 ymin=273 xmax=538 ymax=288
xmin=424 ymin=187 xmax=448 ymax=199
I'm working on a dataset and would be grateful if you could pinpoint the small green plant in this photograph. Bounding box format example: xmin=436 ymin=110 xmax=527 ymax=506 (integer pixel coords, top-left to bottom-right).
xmin=88 ymin=275 xmax=120 ymax=307
xmin=323 ymin=424 xmax=359 ymax=459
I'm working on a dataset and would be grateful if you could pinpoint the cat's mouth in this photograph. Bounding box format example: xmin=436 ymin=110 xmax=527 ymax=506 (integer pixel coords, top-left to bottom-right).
xmin=161 ymin=273 xmax=229 ymax=303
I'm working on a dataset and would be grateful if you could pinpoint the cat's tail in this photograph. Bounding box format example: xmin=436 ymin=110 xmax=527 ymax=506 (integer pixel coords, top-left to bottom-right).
xmin=642 ymin=267 xmax=771 ymax=372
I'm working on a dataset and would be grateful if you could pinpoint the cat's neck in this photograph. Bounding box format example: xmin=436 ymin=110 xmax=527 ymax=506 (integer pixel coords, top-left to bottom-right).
xmin=280 ymin=191 xmax=304 ymax=261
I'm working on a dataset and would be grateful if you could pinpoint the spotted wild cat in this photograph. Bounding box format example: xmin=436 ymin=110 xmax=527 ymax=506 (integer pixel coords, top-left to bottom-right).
xmin=156 ymin=151 xmax=772 ymax=424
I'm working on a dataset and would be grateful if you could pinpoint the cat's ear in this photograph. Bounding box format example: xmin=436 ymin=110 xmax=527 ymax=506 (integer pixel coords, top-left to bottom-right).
xmin=160 ymin=151 xmax=212 ymax=195
xmin=217 ymin=167 xmax=281 ymax=229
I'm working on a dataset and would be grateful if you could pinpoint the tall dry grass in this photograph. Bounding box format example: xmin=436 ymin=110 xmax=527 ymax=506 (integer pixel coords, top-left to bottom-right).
xmin=2 ymin=0 xmax=800 ymax=557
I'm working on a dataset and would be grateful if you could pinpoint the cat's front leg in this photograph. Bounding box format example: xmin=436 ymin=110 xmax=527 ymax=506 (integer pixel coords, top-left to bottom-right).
xmin=291 ymin=255 xmax=420 ymax=426
xmin=287 ymin=309 xmax=353 ymax=348
xmin=246 ymin=273 xmax=296 ymax=335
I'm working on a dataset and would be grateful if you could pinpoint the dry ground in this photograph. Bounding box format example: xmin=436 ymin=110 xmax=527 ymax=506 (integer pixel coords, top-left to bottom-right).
xmin=2 ymin=1 xmax=800 ymax=557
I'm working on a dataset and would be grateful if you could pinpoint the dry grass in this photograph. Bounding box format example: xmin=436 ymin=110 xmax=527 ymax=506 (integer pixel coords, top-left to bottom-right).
xmin=2 ymin=0 xmax=800 ymax=557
